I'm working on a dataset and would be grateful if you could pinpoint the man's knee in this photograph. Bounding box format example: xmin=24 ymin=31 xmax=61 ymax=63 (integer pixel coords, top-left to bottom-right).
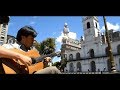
xmin=49 ymin=66 xmax=61 ymax=74
xmin=49 ymin=66 xmax=58 ymax=71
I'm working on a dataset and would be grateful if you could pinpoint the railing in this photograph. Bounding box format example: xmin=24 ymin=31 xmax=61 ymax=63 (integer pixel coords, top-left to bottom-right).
xmin=61 ymin=71 xmax=110 ymax=74
xmin=67 ymin=53 xmax=120 ymax=62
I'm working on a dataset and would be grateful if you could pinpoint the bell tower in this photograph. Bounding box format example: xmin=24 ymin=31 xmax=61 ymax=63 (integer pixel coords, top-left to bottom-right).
xmin=0 ymin=16 xmax=10 ymax=45
xmin=82 ymin=16 xmax=100 ymax=41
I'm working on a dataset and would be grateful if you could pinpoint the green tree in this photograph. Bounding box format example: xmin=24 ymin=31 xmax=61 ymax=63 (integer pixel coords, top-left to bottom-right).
xmin=52 ymin=61 xmax=61 ymax=69
xmin=39 ymin=38 xmax=56 ymax=55
xmin=33 ymin=41 xmax=41 ymax=51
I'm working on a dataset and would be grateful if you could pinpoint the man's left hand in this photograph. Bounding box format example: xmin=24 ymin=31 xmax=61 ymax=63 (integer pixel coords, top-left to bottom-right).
xmin=44 ymin=57 xmax=51 ymax=62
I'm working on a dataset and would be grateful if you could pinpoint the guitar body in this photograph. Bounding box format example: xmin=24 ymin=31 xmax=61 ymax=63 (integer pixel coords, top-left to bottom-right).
xmin=1 ymin=49 xmax=44 ymax=74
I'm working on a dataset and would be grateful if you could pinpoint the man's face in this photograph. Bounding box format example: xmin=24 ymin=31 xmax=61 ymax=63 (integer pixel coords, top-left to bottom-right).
xmin=22 ymin=35 xmax=34 ymax=48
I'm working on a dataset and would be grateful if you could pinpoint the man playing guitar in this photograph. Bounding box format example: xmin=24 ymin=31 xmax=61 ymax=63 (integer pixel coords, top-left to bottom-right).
xmin=2 ymin=25 xmax=61 ymax=74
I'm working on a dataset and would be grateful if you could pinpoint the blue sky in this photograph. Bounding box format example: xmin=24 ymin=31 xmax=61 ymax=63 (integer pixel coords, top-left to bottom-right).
xmin=8 ymin=16 xmax=120 ymax=63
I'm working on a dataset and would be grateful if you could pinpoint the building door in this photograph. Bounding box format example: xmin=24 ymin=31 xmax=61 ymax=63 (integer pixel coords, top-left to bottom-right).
xmin=107 ymin=59 xmax=111 ymax=72
xmin=90 ymin=61 xmax=96 ymax=72
xmin=119 ymin=59 xmax=120 ymax=71
xmin=69 ymin=63 xmax=74 ymax=72
xmin=77 ymin=62 xmax=81 ymax=72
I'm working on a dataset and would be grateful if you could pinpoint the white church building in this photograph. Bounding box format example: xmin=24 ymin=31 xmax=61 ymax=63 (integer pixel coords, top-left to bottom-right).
xmin=61 ymin=16 xmax=120 ymax=73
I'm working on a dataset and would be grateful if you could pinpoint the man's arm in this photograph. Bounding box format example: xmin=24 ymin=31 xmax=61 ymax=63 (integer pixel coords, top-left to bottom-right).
xmin=0 ymin=46 xmax=32 ymax=66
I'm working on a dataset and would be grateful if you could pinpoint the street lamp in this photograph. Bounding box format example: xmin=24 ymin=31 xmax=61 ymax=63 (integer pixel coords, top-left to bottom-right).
xmin=103 ymin=16 xmax=116 ymax=73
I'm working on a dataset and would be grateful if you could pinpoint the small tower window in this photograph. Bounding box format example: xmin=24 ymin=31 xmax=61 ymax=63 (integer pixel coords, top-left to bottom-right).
xmin=87 ymin=22 xmax=90 ymax=29
xmin=95 ymin=22 xmax=97 ymax=28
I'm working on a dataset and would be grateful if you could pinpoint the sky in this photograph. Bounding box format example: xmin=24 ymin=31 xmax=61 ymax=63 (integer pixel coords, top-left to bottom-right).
xmin=8 ymin=16 xmax=120 ymax=63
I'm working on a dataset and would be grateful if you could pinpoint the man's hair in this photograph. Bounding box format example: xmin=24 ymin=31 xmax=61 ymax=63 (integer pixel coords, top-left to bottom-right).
xmin=16 ymin=25 xmax=38 ymax=42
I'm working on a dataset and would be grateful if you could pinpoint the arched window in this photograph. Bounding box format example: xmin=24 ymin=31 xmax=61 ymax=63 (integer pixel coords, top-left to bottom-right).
xmin=76 ymin=52 xmax=80 ymax=60
xmin=69 ymin=54 xmax=73 ymax=60
xmin=90 ymin=61 xmax=96 ymax=72
xmin=89 ymin=49 xmax=94 ymax=58
xmin=87 ymin=22 xmax=90 ymax=29
xmin=64 ymin=54 xmax=67 ymax=59
xmin=105 ymin=47 xmax=109 ymax=56
xmin=117 ymin=44 xmax=120 ymax=54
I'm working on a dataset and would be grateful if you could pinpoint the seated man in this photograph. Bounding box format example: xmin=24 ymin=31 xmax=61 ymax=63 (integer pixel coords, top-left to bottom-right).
xmin=0 ymin=45 xmax=32 ymax=65
xmin=2 ymin=25 xmax=61 ymax=74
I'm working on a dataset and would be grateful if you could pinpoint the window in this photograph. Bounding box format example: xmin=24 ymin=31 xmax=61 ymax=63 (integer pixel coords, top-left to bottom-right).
xmin=69 ymin=54 xmax=73 ymax=60
xmin=64 ymin=54 xmax=67 ymax=59
xmin=95 ymin=22 xmax=97 ymax=28
xmin=77 ymin=62 xmax=81 ymax=72
xmin=87 ymin=22 xmax=90 ymax=29
xmin=89 ymin=49 xmax=95 ymax=58
xmin=117 ymin=45 xmax=120 ymax=54
xmin=76 ymin=52 xmax=80 ymax=60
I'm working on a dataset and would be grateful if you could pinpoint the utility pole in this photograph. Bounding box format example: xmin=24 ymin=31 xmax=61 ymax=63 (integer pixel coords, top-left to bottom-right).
xmin=103 ymin=16 xmax=116 ymax=73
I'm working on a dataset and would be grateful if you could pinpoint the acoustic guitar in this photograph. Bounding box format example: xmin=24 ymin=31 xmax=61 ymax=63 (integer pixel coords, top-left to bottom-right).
xmin=0 ymin=48 xmax=61 ymax=74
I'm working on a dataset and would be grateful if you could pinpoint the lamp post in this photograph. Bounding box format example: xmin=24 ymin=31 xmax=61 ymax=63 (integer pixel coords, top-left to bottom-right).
xmin=103 ymin=16 xmax=116 ymax=73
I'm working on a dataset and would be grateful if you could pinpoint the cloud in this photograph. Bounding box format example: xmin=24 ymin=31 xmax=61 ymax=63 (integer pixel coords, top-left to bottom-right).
xmin=32 ymin=16 xmax=37 ymax=19
xmin=100 ymin=22 xmax=120 ymax=32
xmin=30 ymin=21 xmax=35 ymax=25
xmin=56 ymin=31 xmax=77 ymax=44
xmin=55 ymin=43 xmax=61 ymax=51
xmin=52 ymin=32 xmax=56 ymax=36
xmin=55 ymin=31 xmax=77 ymax=53
xmin=56 ymin=31 xmax=64 ymax=44
xmin=52 ymin=57 xmax=61 ymax=63
xmin=68 ymin=32 xmax=77 ymax=39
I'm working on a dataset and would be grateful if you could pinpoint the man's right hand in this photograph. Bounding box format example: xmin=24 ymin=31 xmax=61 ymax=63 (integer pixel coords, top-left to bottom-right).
xmin=18 ymin=55 xmax=32 ymax=66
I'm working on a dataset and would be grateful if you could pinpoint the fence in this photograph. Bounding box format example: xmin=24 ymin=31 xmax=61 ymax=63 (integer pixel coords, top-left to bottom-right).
xmin=61 ymin=71 xmax=110 ymax=74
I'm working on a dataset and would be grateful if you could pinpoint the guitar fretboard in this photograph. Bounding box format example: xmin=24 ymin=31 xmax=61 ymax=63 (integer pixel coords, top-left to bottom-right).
xmin=31 ymin=51 xmax=61 ymax=64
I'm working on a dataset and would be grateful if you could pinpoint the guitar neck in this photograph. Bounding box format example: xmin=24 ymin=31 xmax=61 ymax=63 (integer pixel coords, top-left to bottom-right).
xmin=31 ymin=52 xmax=60 ymax=64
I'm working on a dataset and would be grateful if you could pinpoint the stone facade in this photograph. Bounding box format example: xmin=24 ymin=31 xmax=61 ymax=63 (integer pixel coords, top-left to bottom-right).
xmin=61 ymin=16 xmax=120 ymax=73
